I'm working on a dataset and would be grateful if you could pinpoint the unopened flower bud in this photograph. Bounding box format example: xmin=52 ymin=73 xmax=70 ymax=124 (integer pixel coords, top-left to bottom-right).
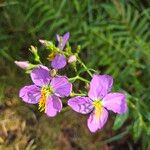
xmin=50 ymin=69 xmax=57 ymax=77
xmin=15 ymin=61 xmax=30 ymax=70
xmin=39 ymin=39 xmax=45 ymax=45
xmin=76 ymin=45 xmax=81 ymax=53
xmin=30 ymin=45 xmax=37 ymax=53
xmin=39 ymin=39 xmax=55 ymax=51
xmin=68 ymin=55 xmax=77 ymax=64
xmin=85 ymin=83 xmax=90 ymax=91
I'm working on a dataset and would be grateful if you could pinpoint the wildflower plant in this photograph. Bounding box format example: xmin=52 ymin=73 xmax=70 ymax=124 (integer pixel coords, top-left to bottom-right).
xmin=16 ymin=32 xmax=127 ymax=132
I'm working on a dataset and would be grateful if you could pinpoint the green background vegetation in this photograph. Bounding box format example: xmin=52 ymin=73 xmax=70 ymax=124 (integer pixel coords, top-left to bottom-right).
xmin=0 ymin=0 xmax=150 ymax=149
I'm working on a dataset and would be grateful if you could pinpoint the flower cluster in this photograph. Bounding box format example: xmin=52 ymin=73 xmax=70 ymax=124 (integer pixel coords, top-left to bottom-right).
xmin=16 ymin=32 xmax=127 ymax=133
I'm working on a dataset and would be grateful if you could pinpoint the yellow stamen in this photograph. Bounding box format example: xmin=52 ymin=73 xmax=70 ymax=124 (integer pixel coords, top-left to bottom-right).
xmin=93 ymin=100 xmax=103 ymax=123
xmin=47 ymin=52 xmax=56 ymax=61
xmin=38 ymin=86 xmax=53 ymax=112
xmin=38 ymin=89 xmax=46 ymax=112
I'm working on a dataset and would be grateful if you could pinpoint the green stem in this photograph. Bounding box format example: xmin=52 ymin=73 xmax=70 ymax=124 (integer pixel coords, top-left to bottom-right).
xmin=127 ymin=100 xmax=136 ymax=110
xmin=69 ymin=75 xmax=89 ymax=83
xmin=70 ymin=92 xmax=87 ymax=97
xmin=77 ymin=57 xmax=93 ymax=77
xmin=78 ymin=76 xmax=89 ymax=83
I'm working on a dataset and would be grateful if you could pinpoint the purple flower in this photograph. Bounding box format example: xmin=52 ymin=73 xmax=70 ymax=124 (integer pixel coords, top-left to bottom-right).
xmin=51 ymin=32 xmax=70 ymax=69
xmin=68 ymin=75 xmax=127 ymax=132
xmin=15 ymin=61 xmax=30 ymax=70
xmin=56 ymin=32 xmax=70 ymax=50
xmin=19 ymin=65 xmax=72 ymax=117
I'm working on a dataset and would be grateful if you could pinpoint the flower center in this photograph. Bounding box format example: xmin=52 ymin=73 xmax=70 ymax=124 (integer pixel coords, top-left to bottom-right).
xmin=93 ymin=100 xmax=103 ymax=122
xmin=38 ymin=85 xmax=53 ymax=112
xmin=47 ymin=52 xmax=56 ymax=61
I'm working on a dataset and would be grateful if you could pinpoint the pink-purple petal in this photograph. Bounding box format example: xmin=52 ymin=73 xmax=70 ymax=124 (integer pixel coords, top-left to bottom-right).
xmin=87 ymin=107 xmax=108 ymax=133
xmin=102 ymin=93 xmax=127 ymax=114
xmin=56 ymin=34 xmax=60 ymax=42
xmin=50 ymin=76 xmax=72 ymax=97
xmin=68 ymin=96 xmax=93 ymax=114
xmin=45 ymin=95 xmax=62 ymax=117
xmin=57 ymin=32 xmax=70 ymax=50
xmin=51 ymin=54 xmax=67 ymax=69
xmin=88 ymin=74 xmax=113 ymax=100
xmin=30 ymin=65 xmax=51 ymax=87
xmin=19 ymin=85 xmax=41 ymax=104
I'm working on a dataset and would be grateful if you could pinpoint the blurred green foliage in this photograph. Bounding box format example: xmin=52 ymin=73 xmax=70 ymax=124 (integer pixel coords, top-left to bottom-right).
xmin=0 ymin=0 xmax=150 ymax=149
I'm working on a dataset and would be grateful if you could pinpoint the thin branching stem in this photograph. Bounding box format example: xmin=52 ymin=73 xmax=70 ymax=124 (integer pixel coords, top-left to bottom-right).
xmin=77 ymin=57 xmax=93 ymax=77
